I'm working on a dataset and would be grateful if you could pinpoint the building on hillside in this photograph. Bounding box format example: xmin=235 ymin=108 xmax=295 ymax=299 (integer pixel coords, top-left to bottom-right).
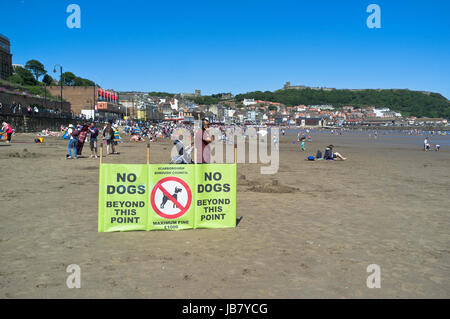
xmin=342 ymin=106 xmax=354 ymax=112
xmin=282 ymin=81 xmax=336 ymax=91
xmin=179 ymin=89 xmax=201 ymax=98
xmin=48 ymin=85 xmax=124 ymax=121
xmin=220 ymin=93 xmax=233 ymax=100
xmin=183 ymin=108 xmax=204 ymax=123
xmin=12 ymin=64 xmax=23 ymax=71
xmin=243 ymin=98 xmax=257 ymax=106
xmin=414 ymin=118 xmax=448 ymax=125
xmin=296 ymin=117 xmax=324 ymax=127
xmin=0 ymin=34 xmax=13 ymax=80
xmin=118 ymin=93 xmax=138 ymax=119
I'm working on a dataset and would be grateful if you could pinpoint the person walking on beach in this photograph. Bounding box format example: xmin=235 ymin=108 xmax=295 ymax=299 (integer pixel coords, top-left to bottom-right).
xmin=112 ymin=124 xmax=120 ymax=150
xmin=1 ymin=122 xmax=14 ymax=144
xmin=76 ymin=124 xmax=89 ymax=156
xmin=424 ymin=137 xmax=430 ymax=151
xmin=102 ymin=122 xmax=116 ymax=155
xmin=88 ymin=123 xmax=99 ymax=158
xmin=67 ymin=124 xmax=79 ymax=159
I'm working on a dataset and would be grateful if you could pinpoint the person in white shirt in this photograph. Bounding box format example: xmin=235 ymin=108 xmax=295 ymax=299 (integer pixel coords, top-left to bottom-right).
xmin=67 ymin=124 xmax=78 ymax=159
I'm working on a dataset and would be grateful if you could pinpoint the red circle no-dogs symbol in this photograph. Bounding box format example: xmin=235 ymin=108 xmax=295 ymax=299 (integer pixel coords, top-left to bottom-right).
xmin=150 ymin=176 xmax=192 ymax=219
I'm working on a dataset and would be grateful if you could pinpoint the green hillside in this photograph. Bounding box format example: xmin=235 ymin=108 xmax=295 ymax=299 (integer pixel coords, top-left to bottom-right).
xmin=235 ymin=89 xmax=450 ymax=118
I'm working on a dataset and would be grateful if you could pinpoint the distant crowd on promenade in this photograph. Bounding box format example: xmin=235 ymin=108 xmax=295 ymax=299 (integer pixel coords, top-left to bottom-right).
xmin=0 ymin=101 xmax=71 ymax=118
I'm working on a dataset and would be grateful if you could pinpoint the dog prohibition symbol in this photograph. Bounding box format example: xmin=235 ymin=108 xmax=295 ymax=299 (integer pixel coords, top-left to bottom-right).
xmin=160 ymin=186 xmax=183 ymax=209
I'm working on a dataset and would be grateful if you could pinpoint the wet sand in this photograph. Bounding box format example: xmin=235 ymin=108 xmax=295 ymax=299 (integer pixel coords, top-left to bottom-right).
xmin=0 ymin=131 xmax=449 ymax=298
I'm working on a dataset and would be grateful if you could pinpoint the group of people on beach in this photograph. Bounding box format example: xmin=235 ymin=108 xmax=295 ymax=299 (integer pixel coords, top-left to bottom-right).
xmin=297 ymin=131 xmax=312 ymax=151
xmin=64 ymin=120 xmax=125 ymax=159
xmin=423 ymin=137 xmax=440 ymax=151
xmin=65 ymin=123 xmax=101 ymax=159
xmin=1 ymin=117 xmax=446 ymax=164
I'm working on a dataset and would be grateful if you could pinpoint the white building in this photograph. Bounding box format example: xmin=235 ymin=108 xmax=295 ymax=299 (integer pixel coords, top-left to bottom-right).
xmin=170 ymin=98 xmax=178 ymax=110
xmin=243 ymin=98 xmax=257 ymax=106
xmin=81 ymin=109 xmax=95 ymax=119
xmin=373 ymin=108 xmax=391 ymax=117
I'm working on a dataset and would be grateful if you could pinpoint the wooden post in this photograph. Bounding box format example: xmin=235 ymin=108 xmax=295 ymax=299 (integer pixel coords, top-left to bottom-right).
xmin=193 ymin=144 xmax=197 ymax=164
xmin=99 ymin=142 xmax=103 ymax=165
xmin=234 ymin=144 xmax=237 ymax=164
xmin=146 ymin=143 xmax=150 ymax=164
xmin=194 ymin=114 xmax=201 ymax=164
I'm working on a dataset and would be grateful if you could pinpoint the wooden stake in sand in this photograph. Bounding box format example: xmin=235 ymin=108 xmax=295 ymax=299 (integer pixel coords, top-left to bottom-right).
xmin=194 ymin=113 xmax=201 ymax=164
xmin=193 ymin=143 xmax=197 ymax=164
xmin=234 ymin=144 xmax=237 ymax=164
xmin=146 ymin=143 xmax=150 ymax=164
xmin=99 ymin=142 xmax=103 ymax=165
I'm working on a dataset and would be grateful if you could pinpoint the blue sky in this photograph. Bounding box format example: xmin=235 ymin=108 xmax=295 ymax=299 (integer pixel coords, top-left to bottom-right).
xmin=1 ymin=0 xmax=449 ymax=98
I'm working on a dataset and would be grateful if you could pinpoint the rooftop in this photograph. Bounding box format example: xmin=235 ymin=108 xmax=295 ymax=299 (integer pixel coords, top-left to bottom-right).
xmin=0 ymin=33 xmax=10 ymax=42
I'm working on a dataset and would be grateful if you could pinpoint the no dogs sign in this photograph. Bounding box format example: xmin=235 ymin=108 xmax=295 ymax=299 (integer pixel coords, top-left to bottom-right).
xmin=151 ymin=176 xmax=192 ymax=219
xmin=149 ymin=165 xmax=195 ymax=230
xmin=98 ymin=163 xmax=236 ymax=232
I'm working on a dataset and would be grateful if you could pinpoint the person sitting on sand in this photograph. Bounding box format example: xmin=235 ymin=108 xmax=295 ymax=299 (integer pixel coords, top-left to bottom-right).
xmin=323 ymin=145 xmax=346 ymax=160
xmin=435 ymin=144 xmax=440 ymax=151
xmin=130 ymin=133 xmax=145 ymax=142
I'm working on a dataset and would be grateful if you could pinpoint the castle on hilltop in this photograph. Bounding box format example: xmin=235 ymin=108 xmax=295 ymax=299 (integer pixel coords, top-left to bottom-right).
xmin=282 ymin=82 xmax=336 ymax=91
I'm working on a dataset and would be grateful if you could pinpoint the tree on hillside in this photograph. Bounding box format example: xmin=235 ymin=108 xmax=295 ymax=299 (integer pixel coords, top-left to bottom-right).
xmin=193 ymin=96 xmax=221 ymax=105
xmin=42 ymin=74 xmax=54 ymax=86
xmin=25 ymin=59 xmax=47 ymax=81
xmin=61 ymin=72 xmax=76 ymax=85
xmin=9 ymin=66 xmax=37 ymax=86
xmin=73 ymin=76 xmax=95 ymax=86
xmin=7 ymin=73 xmax=24 ymax=85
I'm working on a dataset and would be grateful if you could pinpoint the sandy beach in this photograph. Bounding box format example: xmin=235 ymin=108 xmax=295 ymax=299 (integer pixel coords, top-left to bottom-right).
xmin=0 ymin=130 xmax=449 ymax=298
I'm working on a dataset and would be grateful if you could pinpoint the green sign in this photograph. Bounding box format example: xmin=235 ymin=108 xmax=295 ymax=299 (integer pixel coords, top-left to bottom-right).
xmin=148 ymin=164 xmax=196 ymax=231
xmin=98 ymin=164 xmax=236 ymax=232
xmin=194 ymin=164 xmax=237 ymax=229
xmin=98 ymin=164 xmax=149 ymax=232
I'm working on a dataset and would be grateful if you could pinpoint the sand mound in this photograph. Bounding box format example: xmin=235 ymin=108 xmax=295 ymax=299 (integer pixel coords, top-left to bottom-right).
xmin=238 ymin=174 xmax=251 ymax=186
xmin=247 ymin=179 xmax=299 ymax=193
xmin=6 ymin=149 xmax=43 ymax=159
